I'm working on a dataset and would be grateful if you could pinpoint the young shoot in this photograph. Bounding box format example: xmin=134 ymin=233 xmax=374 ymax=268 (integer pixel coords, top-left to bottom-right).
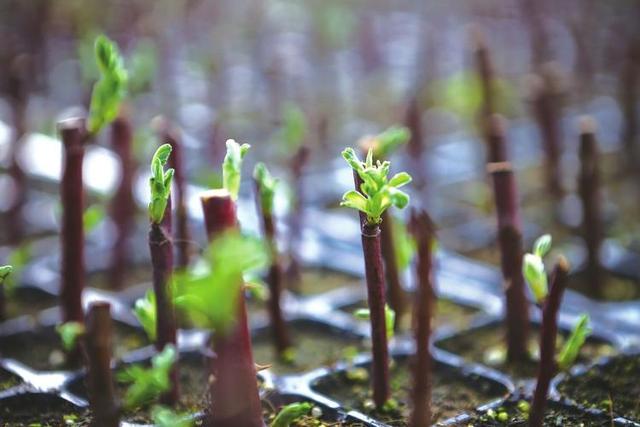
xmin=56 ymin=322 xmax=86 ymax=352
xmin=354 ymin=305 xmax=396 ymax=340
xmin=133 ymin=290 xmax=157 ymax=341
xmin=341 ymin=148 xmax=412 ymax=225
xmin=118 ymin=345 xmax=177 ymax=409
xmin=254 ymin=162 xmax=278 ymax=215
xmin=0 ymin=266 xmax=12 ymax=284
xmin=174 ymin=232 xmax=269 ymax=333
xmin=152 ymin=406 xmax=193 ymax=427
xmin=222 ymin=139 xmax=250 ymax=200
xmin=270 ymin=402 xmax=313 ymax=427
xmin=523 ymin=234 xmax=552 ymax=303
xmin=557 ymin=314 xmax=592 ymax=371
xmin=279 ymin=104 xmax=307 ymax=152
xmin=392 ymin=216 xmax=417 ymax=272
xmin=2 ymin=244 xmax=31 ymax=294
xmin=360 ymin=126 xmax=411 ymax=159
xmin=148 ymin=144 xmax=174 ymax=224
xmin=88 ymin=35 xmax=128 ymax=135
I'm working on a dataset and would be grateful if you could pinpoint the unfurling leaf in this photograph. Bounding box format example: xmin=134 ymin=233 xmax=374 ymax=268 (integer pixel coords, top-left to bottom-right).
xmin=222 ymin=139 xmax=250 ymax=200
xmin=88 ymin=35 xmax=128 ymax=135
xmin=523 ymin=253 xmax=548 ymax=303
xmin=148 ymin=144 xmax=174 ymax=224
xmin=270 ymin=402 xmax=313 ymax=427
xmin=557 ymin=314 xmax=591 ymax=371
xmin=253 ymin=162 xmax=278 ymax=215
xmin=133 ymin=290 xmax=157 ymax=341
xmin=533 ymin=234 xmax=552 ymax=258
xmin=56 ymin=322 xmax=86 ymax=352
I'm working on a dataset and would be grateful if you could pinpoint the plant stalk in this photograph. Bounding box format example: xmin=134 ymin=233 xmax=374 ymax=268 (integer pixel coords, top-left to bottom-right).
xmin=59 ymin=118 xmax=87 ymax=325
xmin=487 ymin=161 xmax=530 ymax=363
xmin=286 ymin=145 xmax=310 ymax=291
xmin=361 ymin=222 xmax=391 ymax=409
xmin=254 ymin=182 xmax=291 ymax=356
xmin=109 ymin=116 xmax=137 ymax=289
xmin=530 ymin=258 xmax=569 ymax=427
xmin=408 ymin=210 xmax=435 ymax=427
xmin=149 ymin=220 xmax=179 ymax=405
xmin=200 ymin=189 xmax=264 ymax=427
xmin=380 ymin=210 xmax=406 ymax=330
xmin=85 ymin=301 xmax=120 ymax=427
xmin=578 ymin=118 xmax=604 ymax=299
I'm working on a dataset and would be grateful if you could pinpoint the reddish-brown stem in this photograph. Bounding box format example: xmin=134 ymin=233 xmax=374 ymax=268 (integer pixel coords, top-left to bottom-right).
xmin=530 ymin=258 xmax=570 ymax=427
xmin=59 ymin=118 xmax=86 ymax=325
xmin=408 ymin=210 xmax=436 ymax=427
xmin=473 ymin=30 xmax=495 ymax=125
xmin=578 ymin=118 xmax=604 ymax=298
xmin=200 ymin=189 xmax=264 ymax=427
xmin=380 ymin=210 xmax=406 ymax=330
xmin=486 ymin=114 xmax=508 ymax=164
xmin=361 ymin=222 xmax=391 ymax=409
xmin=160 ymin=123 xmax=191 ymax=269
xmin=85 ymin=302 xmax=120 ymax=427
xmin=286 ymin=145 xmax=310 ymax=290
xmin=109 ymin=116 xmax=137 ymax=289
xmin=488 ymin=161 xmax=530 ymax=363
xmin=529 ymin=69 xmax=564 ymax=198
xmin=149 ymin=221 xmax=179 ymax=405
xmin=254 ymin=181 xmax=291 ymax=356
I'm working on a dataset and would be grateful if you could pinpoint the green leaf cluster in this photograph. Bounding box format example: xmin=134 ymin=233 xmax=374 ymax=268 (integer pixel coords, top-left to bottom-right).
xmin=557 ymin=314 xmax=591 ymax=371
xmin=148 ymin=144 xmax=174 ymax=224
xmin=522 ymin=234 xmax=552 ymax=303
xmin=88 ymin=35 xmax=128 ymax=135
xmin=222 ymin=139 xmax=250 ymax=200
xmin=133 ymin=290 xmax=157 ymax=341
xmin=174 ymin=232 xmax=269 ymax=334
xmin=56 ymin=322 xmax=85 ymax=352
xmin=118 ymin=345 xmax=176 ymax=409
xmin=253 ymin=162 xmax=278 ymax=215
xmin=341 ymin=148 xmax=412 ymax=224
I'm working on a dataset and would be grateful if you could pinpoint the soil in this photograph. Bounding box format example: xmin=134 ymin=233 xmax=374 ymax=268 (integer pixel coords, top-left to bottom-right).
xmin=0 ymin=368 xmax=21 ymax=392
xmin=339 ymin=299 xmax=480 ymax=332
xmin=557 ymin=354 xmax=640 ymax=422
xmin=252 ymin=321 xmax=365 ymax=375
xmin=436 ymin=323 xmax=615 ymax=379
xmin=0 ymin=393 xmax=89 ymax=426
xmin=453 ymin=399 xmax=615 ymax=426
xmin=2 ymin=287 xmax=57 ymax=320
xmin=567 ymin=271 xmax=640 ymax=302
xmin=312 ymin=358 xmax=508 ymax=425
xmin=0 ymin=324 xmax=147 ymax=371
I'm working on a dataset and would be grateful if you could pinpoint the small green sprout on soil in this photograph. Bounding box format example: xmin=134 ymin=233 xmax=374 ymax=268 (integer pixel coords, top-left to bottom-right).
xmin=118 ymin=344 xmax=177 ymax=409
xmin=88 ymin=35 xmax=128 ymax=135
xmin=341 ymin=147 xmax=412 ymax=224
xmin=270 ymin=402 xmax=313 ymax=427
xmin=353 ymin=305 xmax=396 ymax=340
xmin=151 ymin=405 xmax=193 ymax=427
xmin=148 ymin=143 xmax=174 ymax=224
xmin=133 ymin=290 xmax=157 ymax=341
xmin=223 ymin=139 xmax=250 ymax=200
xmin=557 ymin=313 xmax=592 ymax=371
xmin=56 ymin=321 xmax=86 ymax=352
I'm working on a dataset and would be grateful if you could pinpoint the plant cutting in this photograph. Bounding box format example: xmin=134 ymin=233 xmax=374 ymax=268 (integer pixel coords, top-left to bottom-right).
xmin=523 ymin=235 xmax=591 ymax=427
xmin=358 ymin=126 xmax=411 ymax=330
xmin=407 ymin=209 xmax=436 ymax=427
xmin=147 ymin=143 xmax=179 ymax=405
xmin=254 ymin=162 xmax=292 ymax=360
xmin=340 ymin=146 xmax=412 ymax=409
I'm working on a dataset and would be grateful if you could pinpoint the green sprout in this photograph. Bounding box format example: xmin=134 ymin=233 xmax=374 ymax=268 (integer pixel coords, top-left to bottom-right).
xmin=88 ymin=35 xmax=128 ymax=135
xmin=151 ymin=405 xmax=193 ymax=427
xmin=360 ymin=126 xmax=410 ymax=159
xmin=133 ymin=290 xmax=157 ymax=341
xmin=557 ymin=314 xmax=592 ymax=371
xmin=2 ymin=244 xmax=31 ymax=294
xmin=56 ymin=322 xmax=86 ymax=352
xmin=354 ymin=305 xmax=396 ymax=340
xmin=340 ymin=148 xmax=412 ymax=225
xmin=222 ymin=139 xmax=250 ymax=200
xmin=174 ymin=232 xmax=269 ymax=334
xmin=270 ymin=402 xmax=313 ymax=427
xmin=148 ymin=143 xmax=174 ymax=224
xmin=118 ymin=345 xmax=176 ymax=409
xmin=280 ymin=104 xmax=307 ymax=151
xmin=0 ymin=266 xmax=12 ymax=284
xmin=254 ymin=162 xmax=278 ymax=215
xmin=523 ymin=234 xmax=552 ymax=303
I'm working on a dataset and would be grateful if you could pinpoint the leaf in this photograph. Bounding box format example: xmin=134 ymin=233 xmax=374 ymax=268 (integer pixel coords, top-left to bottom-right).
xmin=56 ymin=322 xmax=85 ymax=352
xmin=3 ymin=244 xmax=31 ymax=294
xmin=0 ymin=265 xmax=13 ymax=283
xmin=340 ymin=190 xmax=368 ymax=212
xmin=388 ymin=172 xmax=412 ymax=188
xmin=388 ymin=188 xmax=410 ymax=209
xmin=533 ymin=234 xmax=552 ymax=258
xmin=119 ymin=345 xmax=176 ymax=409
xmin=522 ymin=253 xmax=548 ymax=303
xmin=270 ymin=402 xmax=313 ymax=427
xmin=133 ymin=290 xmax=157 ymax=341
xmin=148 ymin=144 xmax=173 ymax=223
xmin=557 ymin=314 xmax=591 ymax=371
xmin=253 ymin=162 xmax=278 ymax=215
xmin=371 ymin=126 xmax=410 ymax=158
xmin=152 ymin=406 xmax=193 ymax=427
xmin=83 ymin=204 xmax=105 ymax=233
xmin=223 ymin=139 xmax=251 ymax=200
